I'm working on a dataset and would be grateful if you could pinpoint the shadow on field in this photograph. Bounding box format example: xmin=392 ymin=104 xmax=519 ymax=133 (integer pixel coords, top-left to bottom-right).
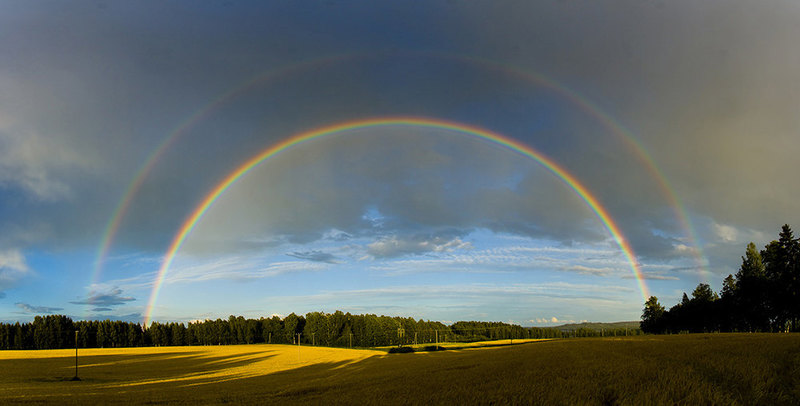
xmin=213 ymin=355 xmax=388 ymax=401
xmin=2 ymin=350 xmax=277 ymax=387
xmin=179 ymin=348 xmax=496 ymax=403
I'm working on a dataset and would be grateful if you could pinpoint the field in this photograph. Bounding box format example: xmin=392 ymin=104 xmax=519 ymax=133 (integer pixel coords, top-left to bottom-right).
xmin=1 ymin=334 xmax=798 ymax=405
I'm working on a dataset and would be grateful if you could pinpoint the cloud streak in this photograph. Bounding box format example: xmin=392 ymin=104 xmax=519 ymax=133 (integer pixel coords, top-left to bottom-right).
xmin=367 ymin=234 xmax=473 ymax=259
xmin=70 ymin=288 xmax=135 ymax=307
xmin=286 ymin=250 xmax=340 ymax=264
xmin=15 ymin=302 xmax=63 ymax=314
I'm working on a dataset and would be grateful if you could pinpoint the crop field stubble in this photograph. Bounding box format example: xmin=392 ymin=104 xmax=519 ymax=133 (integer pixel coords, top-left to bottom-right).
xmin=1 ymin=333 xmax=799 ymax=405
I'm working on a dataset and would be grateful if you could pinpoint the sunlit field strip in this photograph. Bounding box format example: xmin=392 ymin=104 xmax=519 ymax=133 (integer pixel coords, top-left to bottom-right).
xmin=374 ymin=338 xmax=551 ymax=351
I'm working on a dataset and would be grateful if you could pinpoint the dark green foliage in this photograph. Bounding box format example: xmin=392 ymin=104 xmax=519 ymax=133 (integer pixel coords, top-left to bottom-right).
xmin=643 ymin=224 xmax=800 ymax=334
xmin=641 ymin=296 xmax=665 ymax=333
xmin=0 ymin=310 xmax=641 ymax=350
xmin=387 ymin=346 xmax=414 ymax=353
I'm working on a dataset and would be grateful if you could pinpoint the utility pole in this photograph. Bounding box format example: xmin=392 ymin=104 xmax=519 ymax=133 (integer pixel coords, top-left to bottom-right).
xmin=71 ymin=330 xmax=80 ymax=381
xmin=296 ymin=333 xmax=301 ymax=362
xmin=397 ymin=327 xmax=405 ymax=347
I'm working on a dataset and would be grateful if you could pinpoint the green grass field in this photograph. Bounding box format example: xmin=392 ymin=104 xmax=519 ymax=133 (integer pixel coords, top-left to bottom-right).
xmin=1 ymin=334 xmax=798 ymax=404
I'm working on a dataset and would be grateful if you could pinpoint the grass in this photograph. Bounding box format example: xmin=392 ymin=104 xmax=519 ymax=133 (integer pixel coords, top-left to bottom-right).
xmin=1 ymin=333 xmax=798 ymax=404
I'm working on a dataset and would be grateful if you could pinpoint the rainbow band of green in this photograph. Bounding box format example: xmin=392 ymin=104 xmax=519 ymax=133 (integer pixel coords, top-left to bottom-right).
xmin=143 ymin=116 xmax=648 ymax=326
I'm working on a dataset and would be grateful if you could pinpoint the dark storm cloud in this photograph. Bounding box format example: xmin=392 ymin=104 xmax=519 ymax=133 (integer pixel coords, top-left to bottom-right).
xmin=0 ymin=0 xmax=797 ymax=286
xmin=450 ymin=1 xmax=800 ymax=268
xmin=0 ymin=1 xmax=478 ymax=256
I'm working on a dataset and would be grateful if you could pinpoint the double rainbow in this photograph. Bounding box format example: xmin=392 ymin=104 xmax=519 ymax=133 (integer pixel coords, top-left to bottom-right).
xmin=143 ymin=117 xmax=647 ymax=326
xmin=93 ymin=54 xmax=707 ymax=315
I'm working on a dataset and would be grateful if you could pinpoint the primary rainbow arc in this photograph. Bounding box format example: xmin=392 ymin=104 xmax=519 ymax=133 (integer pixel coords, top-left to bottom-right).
xmin=143 ymin=116 xmax=648 ymax=326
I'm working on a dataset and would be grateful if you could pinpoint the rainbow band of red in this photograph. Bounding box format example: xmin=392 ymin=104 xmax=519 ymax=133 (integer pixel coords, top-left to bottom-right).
xmin=143 ymin=117 xmax=647 ymax=326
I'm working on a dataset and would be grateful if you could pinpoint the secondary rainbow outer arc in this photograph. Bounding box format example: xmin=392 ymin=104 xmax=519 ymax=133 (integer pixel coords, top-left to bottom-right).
xmin=143 ymin=117 xmax=648 ymax=327
xmin=440 ymin=53 xmax=709 ymax=281
xmin=90 ymin=54 xmax=356 ymax=292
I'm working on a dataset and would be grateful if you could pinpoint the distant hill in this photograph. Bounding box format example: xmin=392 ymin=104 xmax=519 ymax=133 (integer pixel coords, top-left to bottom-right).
xmin=552 ymin=321 xmax=640 ymax=332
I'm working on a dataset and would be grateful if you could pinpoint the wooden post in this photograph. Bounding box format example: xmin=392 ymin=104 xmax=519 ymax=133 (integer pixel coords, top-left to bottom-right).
xmin=71 ymin=330 xmax=80 ymax=381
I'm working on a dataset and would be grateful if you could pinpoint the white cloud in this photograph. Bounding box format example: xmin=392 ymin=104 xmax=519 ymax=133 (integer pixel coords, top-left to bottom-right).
xmin=713 ymin=223 xmax=739 ymax=243
xmin=621 ymin=271 xmax=680 ymax=281
xmin=0 ymin=125 xmax=91 ymax=201
xmin=270 ymin=282 xmax=633 ymax=303
xmin=367 ymin=240 xmax=635 ymax=278
xmin=164 ymin=256 xmax=329 ymax=285
xmin=0 ymin=249 xmax=28 ymax=272
xmin=530 ymin=317 xmax=568 ymax=324
xmin=562 ymin=265 xmax=615 ymax=277
xmin=367 ymin=235 xmax=472 ymax=259
xmin=0 ymin=249 xmax=31 ymax=294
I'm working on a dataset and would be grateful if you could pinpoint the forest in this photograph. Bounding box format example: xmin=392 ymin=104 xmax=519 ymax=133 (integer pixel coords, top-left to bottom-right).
xmin=642 ymin=224 xmax=800 ymax=333
xmin=0 ymin=311 xmax=639 ymax=351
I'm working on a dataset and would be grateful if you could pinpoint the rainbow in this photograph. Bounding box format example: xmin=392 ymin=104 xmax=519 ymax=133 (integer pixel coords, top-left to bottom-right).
xmin=96 ymin=52 xmax=706 ymax=318
xmin=143 ymin=117 xmax=648 ymax=326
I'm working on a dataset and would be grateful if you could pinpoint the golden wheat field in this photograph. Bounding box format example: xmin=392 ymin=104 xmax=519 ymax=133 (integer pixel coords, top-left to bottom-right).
xmin=1 ymin=334 xmax=798 ymax=405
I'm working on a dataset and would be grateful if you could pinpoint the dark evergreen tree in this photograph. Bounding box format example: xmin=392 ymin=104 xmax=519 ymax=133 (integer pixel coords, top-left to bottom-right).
xmin=641 ymin=296 xmax=665 ymax=333
xmin=736 ymin=242 xmax=772 ymax=331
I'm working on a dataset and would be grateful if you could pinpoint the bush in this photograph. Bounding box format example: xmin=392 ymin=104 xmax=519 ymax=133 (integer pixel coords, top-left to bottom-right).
xmin=387 ymin=346 xmax=415 ymax=354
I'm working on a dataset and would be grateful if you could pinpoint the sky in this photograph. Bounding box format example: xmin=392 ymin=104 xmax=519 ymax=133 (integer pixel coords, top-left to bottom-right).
xmin=1 ymin=0 xmax=798 ymax=326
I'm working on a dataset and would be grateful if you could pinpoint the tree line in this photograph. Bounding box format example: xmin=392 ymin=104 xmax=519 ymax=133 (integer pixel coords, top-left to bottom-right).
xmin=642 ymin=224 xmax=800 ymax=333
xmin=1 ymin=311 xmax=641 ymax=350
